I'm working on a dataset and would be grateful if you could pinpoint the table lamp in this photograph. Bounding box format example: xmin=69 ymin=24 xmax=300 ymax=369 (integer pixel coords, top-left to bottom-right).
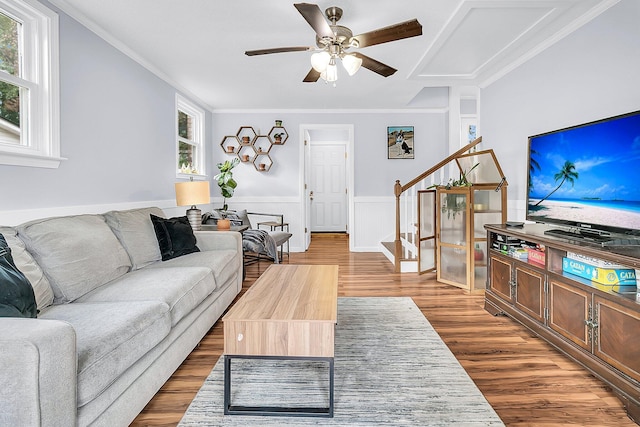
xmin=175 ymin=180 xmax=210 ymax=231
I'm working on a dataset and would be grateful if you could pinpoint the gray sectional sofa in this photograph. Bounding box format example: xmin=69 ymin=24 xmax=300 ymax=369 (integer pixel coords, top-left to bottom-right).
xmin=0 ymin=207 xmax=243 ymax=426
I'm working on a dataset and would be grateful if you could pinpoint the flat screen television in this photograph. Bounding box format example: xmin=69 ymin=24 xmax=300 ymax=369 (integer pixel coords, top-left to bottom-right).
xmin=526 ymin=109 xmax=640 ymax=243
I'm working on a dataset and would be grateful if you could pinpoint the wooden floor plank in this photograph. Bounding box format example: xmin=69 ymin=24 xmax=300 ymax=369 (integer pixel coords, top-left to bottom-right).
xmin=130 ymin=233 xmax=636 ymax=426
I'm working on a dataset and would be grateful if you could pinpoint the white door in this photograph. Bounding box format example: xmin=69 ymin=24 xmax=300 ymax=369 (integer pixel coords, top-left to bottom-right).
xmin=310 ymin=144 xmax=347 ymax=232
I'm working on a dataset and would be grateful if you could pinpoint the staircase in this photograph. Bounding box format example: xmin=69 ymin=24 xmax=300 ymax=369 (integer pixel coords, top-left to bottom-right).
xmin=383 ymin=137 xmax=482 ymax=273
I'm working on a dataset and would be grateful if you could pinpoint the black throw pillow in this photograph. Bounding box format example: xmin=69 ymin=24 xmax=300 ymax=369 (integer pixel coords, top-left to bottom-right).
xmin=150 ymin=214 xmax=200 ymax=261
xmin=0 ymin=233 xmax=37 ymax=318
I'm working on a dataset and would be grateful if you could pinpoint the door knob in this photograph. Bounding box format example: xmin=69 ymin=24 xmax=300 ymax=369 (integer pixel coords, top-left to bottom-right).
xmin=310 ymin=191 xmax=314 ymax=200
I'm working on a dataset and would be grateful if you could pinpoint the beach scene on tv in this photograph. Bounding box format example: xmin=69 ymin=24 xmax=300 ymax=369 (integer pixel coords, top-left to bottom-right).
xmin=527 ymin=112 xmax=640 ymax=232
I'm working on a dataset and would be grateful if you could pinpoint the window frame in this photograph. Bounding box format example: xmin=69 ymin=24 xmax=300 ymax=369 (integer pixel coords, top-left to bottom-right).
xmin=175 ymin=93 xmax=206 ymax=179
xmin=0 ymin=0 xmax=61 ymax=168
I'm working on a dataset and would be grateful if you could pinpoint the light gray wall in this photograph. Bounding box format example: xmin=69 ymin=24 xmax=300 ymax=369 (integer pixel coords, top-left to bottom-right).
xmin=212 ymin=111 xmax=447 ymax=200
xmin=481 ymin=0 xmax=640 ymax=219
xmin=0 ymin=2 xmax=212 ymax=213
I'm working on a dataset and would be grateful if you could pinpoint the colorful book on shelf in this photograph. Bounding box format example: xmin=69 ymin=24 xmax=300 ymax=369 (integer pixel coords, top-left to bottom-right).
xmin=565 ymin=251 xmax=626 ymax=269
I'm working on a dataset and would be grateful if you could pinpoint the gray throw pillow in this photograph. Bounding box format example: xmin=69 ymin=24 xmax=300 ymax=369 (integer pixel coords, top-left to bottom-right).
xmin=103 ymin=207 xmax=164 ymax=269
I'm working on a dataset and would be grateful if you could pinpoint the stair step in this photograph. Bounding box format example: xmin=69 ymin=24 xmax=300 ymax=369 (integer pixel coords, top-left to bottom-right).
xmin=381 ymin=241 xmax=417 ymax=261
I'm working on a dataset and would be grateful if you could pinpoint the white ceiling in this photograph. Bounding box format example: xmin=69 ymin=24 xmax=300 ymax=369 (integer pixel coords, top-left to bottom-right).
xmin=50 ymin=0 xmax=619 ymax=111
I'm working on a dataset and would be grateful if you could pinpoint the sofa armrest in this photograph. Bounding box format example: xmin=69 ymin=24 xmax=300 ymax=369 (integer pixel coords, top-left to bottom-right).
xmin=0 ymin=318 xmax=76 ymax=427
xmin=194 ymin=230 xmax=242 ymax=253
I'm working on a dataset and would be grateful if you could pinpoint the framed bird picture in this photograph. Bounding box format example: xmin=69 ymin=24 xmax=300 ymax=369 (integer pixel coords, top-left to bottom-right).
xmin=387 ymin=126 xmax=414 ymax=159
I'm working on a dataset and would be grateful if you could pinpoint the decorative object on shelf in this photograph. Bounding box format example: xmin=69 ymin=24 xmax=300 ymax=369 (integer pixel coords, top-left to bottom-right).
xmin=253 ymin=153 xmax=273 ymax=172
xmin=214 ymin=158 xmax=239 ymax=211
xmin=387 ymin=126 xmax=414 ymax=159
xmin=474 ymin=244 xmax=484 ymax=261
xmin=244 ymin=4 xmax=422 ymax=85
xmin=242 ymin=154 xmax=250 ymax=162
xmin=175 ymin=177 xmax=211 ymax=231
xmin=180 ymin=163 xmax=198 ymax=174
xmin=275 ymin=119 xmax=282 ymax=126
xmin=268 ymin=126 xmax=288 ymax=145
xmin=220 ymin=135 xmax=240 ymax=155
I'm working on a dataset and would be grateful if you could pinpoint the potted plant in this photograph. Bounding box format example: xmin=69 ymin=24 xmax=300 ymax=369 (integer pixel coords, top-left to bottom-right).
xmin=433 ymin=163 xmax=479 ymax=219
xmin=273 ymin=133 xmax=284 ymax=143
xmin=214 ymin=158 xmax=239 ymax=212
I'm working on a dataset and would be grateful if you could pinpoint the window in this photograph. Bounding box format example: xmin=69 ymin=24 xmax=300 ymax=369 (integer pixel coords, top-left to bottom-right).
xmin=176 ymin=94 xmax=205 ymax=178
xmin=0 ymin=0 xmax=60 ymax=168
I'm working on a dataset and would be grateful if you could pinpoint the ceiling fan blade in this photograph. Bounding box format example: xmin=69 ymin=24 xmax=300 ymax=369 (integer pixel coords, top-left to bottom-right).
xmin=351 ymin=19 xmax=422 ymax=48
xmin=303 ymin=68 xmax=321 ymax=83
xmin=353 ymin=53 xmax=397 ymax=77
xmin=294 ymin=3 xmax=333 ymax=39
xmin=245 ymin=46 xmax=315 ymax=56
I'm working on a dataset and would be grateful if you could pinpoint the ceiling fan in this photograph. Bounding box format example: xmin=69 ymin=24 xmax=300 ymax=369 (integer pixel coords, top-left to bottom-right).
xmin=245 ymin=3 xmax=422 ymax=84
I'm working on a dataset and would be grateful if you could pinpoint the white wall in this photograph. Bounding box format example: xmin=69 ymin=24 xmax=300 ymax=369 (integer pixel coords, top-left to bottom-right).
xmin=481 ymin=0 xmax=640 ymax=220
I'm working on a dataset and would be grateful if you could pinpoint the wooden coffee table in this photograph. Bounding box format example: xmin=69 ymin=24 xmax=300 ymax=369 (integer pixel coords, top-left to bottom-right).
xmin=222 ymin=264 xmax=338 ymax=417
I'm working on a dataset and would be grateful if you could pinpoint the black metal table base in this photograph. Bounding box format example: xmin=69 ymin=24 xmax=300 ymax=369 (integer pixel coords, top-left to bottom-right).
xmin=223 ymin=355 xmax=334 ymax=417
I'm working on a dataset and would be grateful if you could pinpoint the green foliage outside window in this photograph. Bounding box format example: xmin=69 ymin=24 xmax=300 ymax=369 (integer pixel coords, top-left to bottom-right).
xmin=0 ymin=13 xmax=20 ymax=127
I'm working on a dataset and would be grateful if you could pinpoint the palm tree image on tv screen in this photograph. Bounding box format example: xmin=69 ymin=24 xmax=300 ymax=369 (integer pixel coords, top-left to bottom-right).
xmin=527 ymin=111 xmax=640 ymax=232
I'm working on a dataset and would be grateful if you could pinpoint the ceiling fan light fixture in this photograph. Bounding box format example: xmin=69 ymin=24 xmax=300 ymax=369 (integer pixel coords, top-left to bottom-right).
xmin=342 ymin=54 xmax=362 ymax=76
xmin=321 ymin=60 xmax=338 ymax=83
xmin=310 ymin=51 xmax=331 ymax=72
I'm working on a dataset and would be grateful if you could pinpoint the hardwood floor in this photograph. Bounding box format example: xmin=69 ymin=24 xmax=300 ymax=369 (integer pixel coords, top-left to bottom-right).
xmin=131 ymin=233 xmax=636 ymax=426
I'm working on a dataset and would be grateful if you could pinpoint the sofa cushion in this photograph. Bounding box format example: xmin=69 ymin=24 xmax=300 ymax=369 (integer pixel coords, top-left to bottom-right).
xmin=39 ymin=300 xmax=171 ymax=407
xmin=103 ymin=207 xmax=164 ymax=270
xmin=17 ymin=215 xmax=132 ymax=303
xmin=0 ymin=226 xmax=54 ymax=311
xmin=77 ymin=266 xmax=216 ymax=326
xmin=150 ymin=214 xmax=200 ymax=261
xmin=146 ymin=249 xmax=239 ymax=290
xmin=269 ymin=230 xmax=292 ymax=247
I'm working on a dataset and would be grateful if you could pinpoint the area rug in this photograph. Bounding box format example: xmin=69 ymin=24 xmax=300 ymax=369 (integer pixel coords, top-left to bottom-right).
xmin=179 ymin=297 xmax=504 ymax=426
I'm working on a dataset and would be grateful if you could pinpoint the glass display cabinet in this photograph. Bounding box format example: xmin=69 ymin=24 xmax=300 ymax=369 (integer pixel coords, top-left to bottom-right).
xmin=435 ymin=149 xmax=508 ymax=292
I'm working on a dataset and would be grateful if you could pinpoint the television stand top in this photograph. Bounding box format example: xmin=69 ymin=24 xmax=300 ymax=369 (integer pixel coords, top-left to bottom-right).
xmin=544 ymin=228 xmax=612 ymax=244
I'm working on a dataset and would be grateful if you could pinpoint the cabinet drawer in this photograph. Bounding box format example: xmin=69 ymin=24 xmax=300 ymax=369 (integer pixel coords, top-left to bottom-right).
xmin=514 ymin=266 xmax=545 ymax=323
xmin=595 ymin=297 xmax=640 ymax=382
xmin=549 ymin=280 xmax=591 ymax=351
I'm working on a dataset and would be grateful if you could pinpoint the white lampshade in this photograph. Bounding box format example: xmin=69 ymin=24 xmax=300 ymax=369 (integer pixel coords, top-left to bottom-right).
xmin=321 ymin=62 xmax=338 ymax=82
xmin=342 ymin=54 xmax=363 ymax=76
xmin=310 ymin=51 xmax=331 ymax=72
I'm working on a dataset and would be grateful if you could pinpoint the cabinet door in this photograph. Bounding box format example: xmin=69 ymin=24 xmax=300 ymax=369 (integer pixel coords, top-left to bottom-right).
xmin=549 ymin=280 xmax=591 ymax=351
xmin=489 ymin=255 xmax=512 ymax=302
xmin=514 ymin=266 xmax=545 ymax=323
xmin=594 ymin=296 xmax=640 ymax=382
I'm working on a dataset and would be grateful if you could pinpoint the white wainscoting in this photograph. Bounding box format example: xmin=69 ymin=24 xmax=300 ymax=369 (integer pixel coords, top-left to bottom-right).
xmin=0 ymin=200 xmax=182 ymax=226
xmin=352 ymin=196 xmax=395 ymax=252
